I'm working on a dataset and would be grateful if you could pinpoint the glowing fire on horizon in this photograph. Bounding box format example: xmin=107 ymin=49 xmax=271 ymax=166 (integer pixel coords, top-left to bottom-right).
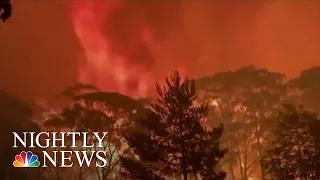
xmin=71 ymin=1 xmax=153 ymax=98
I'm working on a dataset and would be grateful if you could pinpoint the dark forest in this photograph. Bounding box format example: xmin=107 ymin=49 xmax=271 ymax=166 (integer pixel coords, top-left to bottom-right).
xmin=2 ymin=66 xmax=320 ymax=180
xmin=2 ymin=1 xmax=320 ymax=180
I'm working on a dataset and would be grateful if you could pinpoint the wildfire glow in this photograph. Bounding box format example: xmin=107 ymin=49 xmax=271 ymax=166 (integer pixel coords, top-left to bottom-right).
xmin=71 ymin=0 xmax=153 ymax=98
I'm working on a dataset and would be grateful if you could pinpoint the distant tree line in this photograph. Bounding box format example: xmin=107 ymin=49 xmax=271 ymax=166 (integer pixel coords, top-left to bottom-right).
xmin=0 ymin=66 xmax=320 ymax=180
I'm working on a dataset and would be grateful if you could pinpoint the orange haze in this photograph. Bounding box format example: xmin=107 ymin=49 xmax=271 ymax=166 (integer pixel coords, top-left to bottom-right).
xmin=0 ymin=1 xmax=320 ymax=102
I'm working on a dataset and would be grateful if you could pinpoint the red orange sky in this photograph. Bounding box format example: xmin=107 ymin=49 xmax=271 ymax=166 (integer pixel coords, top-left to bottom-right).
xmin=0 ymin=1 xmax=319 ymax=102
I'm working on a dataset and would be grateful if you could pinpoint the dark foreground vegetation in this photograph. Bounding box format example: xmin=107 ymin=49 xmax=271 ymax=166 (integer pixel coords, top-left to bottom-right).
xmin=1 ymin=66 xmax=320 ymax=180
xmin=0 ymin=0 xmax=11 ymax=22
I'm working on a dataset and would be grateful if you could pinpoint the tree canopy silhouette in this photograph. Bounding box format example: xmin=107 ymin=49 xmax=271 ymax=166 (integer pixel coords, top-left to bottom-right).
xmin=262 ymin=104 xmax=320 ymax=180
xmin=0 ymin=93 xmax=40 ymax=180
xmin=196 ymin=66 xmax=285 ymax=180
xmin=43 ymin=83 xmax=145 ymax=180
xmin=0 ymin=0 xmax=11 ymax=22
xmin=120 ymin=71 xmax=227 ymax=180
xmin=287 ymin=67 xmax=320 ymax=112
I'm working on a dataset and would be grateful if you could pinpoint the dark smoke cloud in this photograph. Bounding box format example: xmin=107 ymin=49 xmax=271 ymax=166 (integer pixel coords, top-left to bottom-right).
xmin=0 ymin=1 xmax=320 ymax=103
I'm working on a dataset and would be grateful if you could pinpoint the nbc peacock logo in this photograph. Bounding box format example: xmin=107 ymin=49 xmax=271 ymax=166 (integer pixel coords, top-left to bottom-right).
xmin=13 ymin=151 xmax=40 ymax=167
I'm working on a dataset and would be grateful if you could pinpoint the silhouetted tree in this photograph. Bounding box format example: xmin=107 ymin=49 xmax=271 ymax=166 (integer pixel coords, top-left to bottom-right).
xmin=0 ymin=0 xmax=12 ymax=22
xmin=262 ymin=104 xmax=320 ymax=180
xmin=287 ymin=67 xmax=320 ymax=112
xmin=121 ymin=71 xmax=227 ymax=180
xmin=44 ymin=83 xmax=144 ymax=180
xmin=196 ymin=66 xmax=285 ymax=180
xmin=0 ymin=93 xmax=41 ymax=180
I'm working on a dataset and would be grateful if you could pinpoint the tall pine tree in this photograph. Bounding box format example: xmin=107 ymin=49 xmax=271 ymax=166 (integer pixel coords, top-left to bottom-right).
xmin=121 ymin=71 xmax=226 ymax=180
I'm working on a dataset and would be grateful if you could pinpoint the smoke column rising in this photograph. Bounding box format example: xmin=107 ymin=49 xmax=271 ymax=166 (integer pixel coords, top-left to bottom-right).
xmin=71 ymin=0 xmax=153 ymax=98
xmin=1 ymin=1 xmax=319 ymax=103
